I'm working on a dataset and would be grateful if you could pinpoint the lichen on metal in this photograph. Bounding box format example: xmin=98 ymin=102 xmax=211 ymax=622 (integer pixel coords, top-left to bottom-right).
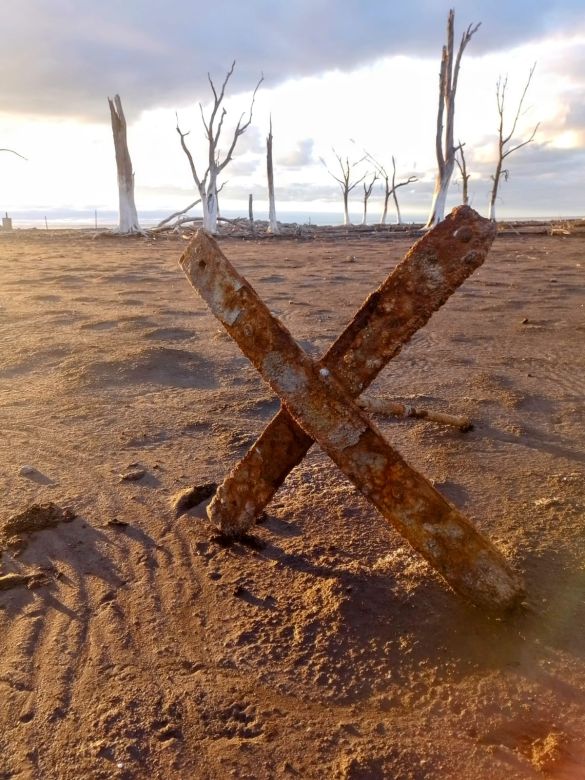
xmin=179 ymin=209 xmax=525 ymax=612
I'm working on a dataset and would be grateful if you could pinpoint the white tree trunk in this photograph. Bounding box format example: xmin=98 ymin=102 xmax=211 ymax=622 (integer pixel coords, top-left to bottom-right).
xmin=119 ymin=187 xmax=139 ymax=233
xmin=362 ymin=201 xmax=368 ymax=225
xmin=203 ymin=171 xmax=218 ymax=233
xmin=380 ymin=192 xmax=389 ymax=224
xmin=266 ymin=118 xmax=279 ymax=234
xmin=488 ymin=199 xmax=496 ymax=221
xmin=343 ymin=192 xmax=350 ymax=225
xmin=425 ymin=12 xmax=479 ymax=229
xmin=426 ymin=169 xmax=452 ymax=227
xmin=204 ymin=189 xmax=218 ymax=233
xmin=392 ymin=191 xmax=403 ymax=224
xmin=108 ymin=95 xmax=141 ymax=234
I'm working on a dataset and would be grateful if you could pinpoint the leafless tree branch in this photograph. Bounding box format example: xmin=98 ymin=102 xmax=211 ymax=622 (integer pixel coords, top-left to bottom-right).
xmin=489 ymin=64 xmax=538 ymax=220
xmin=0 ymin=148 xmax=27 ymax=160
xmin=175 ymin=61 xmax=262 ymax=233
xmin=322 ymin=149 xmax=366 ymax=225
xmin=155 ymin=198 xmax=202 ymax=229
xmin=364 ymin=149 xmax=417 ymax=224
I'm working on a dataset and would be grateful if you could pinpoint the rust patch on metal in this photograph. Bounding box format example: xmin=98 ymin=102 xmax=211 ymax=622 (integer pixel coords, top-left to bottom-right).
xmin=205 ymin=206 xmax=494 ymax=538
xmin=179 ymin=214 xmax=524 ymax=612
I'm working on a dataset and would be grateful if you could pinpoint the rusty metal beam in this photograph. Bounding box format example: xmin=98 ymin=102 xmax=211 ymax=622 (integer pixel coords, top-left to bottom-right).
xmin=204 ymin=206 xmax=494 ymax=537
xmin=179 ymin=223 xmax=524 ymax=611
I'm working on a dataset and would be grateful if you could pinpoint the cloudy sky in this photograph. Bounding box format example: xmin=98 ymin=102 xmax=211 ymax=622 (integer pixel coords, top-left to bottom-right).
xmin=1 ymin=0 xmax=584 ymax=224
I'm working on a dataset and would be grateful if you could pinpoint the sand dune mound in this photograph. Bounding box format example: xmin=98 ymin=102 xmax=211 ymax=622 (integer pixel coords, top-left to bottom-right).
xmin=65 ymin=346 xmax=216 ymax=390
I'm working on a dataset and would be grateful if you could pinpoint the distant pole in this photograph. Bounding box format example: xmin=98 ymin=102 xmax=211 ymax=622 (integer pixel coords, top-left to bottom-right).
xmin=248 ymin=194 xmax=254 ymax=232
xmin=94 ymin=209 xmax=98 ymax=229
xmin=44 ymin=216 xmax=48 ymax=230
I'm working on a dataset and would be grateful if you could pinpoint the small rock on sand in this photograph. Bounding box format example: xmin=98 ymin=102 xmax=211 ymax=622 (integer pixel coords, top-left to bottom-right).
xmin=119 ymin=468 xmax=146 ymax=482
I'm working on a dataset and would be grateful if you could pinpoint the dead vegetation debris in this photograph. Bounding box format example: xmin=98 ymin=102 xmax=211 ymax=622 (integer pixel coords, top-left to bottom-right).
xmin=1 ymin=502 xmax=75 ymax=550
xmin=0 ymin=570 xmax=51 ymax=591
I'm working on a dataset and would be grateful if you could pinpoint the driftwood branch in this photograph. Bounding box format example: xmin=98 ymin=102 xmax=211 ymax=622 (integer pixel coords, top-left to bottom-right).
xmin=155 ymin=199 xmax=201 ymax=229
xmin=358 ymin=397 xmax=472 ymax=431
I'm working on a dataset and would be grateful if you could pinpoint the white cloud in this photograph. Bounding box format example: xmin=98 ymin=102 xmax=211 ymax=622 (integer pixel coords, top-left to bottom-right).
xmin=1 ymin=1 xmax=585 ymax=119
xmin=276 ymin=139 xmax=315 ymax=168
xmin=1 ymin=5 xmax=584 ymax=220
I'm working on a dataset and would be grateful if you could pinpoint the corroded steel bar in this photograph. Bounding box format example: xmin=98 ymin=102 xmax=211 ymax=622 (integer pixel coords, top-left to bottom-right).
xmin=357 ymin=397 xmax=473 ymax=431
xmin=180 ymin=229 xmax=524 ymax=611
xmin=206 ymin=206 xmax=495 ymax=536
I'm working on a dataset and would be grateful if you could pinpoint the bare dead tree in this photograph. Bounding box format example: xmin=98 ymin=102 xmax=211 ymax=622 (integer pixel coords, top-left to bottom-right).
xmin=266 ymin=116 xmax=279 ymax=234
xmin=426 ymin=10 xmax=480 ymax=228
xmin=108 ymin=94 xmax=141 ymax=234
xmin=365 ymin=152 xmax=417 ymax=224
xmin=176 ymin=61 xmax=263 ymax=235
xmin=389 ymin=156 xmax=418 ymax=225
xmin=489 ymin=64 xmax=539 ymax=221
xmin=361 ymin=173 xmax=378 ymax=225
xmin=455 ymin=142 xmax=470 ymax=205
xmin=322 ymin=150 xmax=366 ymax=225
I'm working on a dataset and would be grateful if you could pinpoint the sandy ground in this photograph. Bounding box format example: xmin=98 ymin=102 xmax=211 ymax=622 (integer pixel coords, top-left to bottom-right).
xmin=0 ymin=226 xmax=584 ymax=779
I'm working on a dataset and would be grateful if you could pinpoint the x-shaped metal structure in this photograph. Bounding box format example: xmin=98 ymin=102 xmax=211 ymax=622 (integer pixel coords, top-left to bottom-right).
xmin=180 ymin=206 xmax=524 ymax=611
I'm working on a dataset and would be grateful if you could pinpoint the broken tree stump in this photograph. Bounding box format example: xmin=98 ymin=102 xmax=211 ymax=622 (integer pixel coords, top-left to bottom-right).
xmin=179 ymin=215 xmax=524 ymax=611
xmin=204 ymin=206 xmax=493 ymax=537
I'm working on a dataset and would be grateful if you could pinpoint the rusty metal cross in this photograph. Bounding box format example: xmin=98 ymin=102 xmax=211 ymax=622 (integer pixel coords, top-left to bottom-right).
xmin=180 ymin=206 xmax=524 ymax=611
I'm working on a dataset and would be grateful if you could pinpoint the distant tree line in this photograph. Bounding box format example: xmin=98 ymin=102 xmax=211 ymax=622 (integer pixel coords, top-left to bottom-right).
xmin=107 ymin=8 xmax=539 ymax=234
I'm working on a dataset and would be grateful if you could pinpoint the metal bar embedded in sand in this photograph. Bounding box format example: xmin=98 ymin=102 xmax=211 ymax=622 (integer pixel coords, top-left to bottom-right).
xmin=205 ymin=206 xmax=493 ymax=537
xmin=180 ymin=228 xmax=524 ymax=612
